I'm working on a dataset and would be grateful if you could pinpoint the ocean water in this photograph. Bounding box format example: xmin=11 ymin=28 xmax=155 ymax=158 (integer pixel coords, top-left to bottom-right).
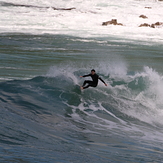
xmin=1 ymin=0 xmax=163 ymax=163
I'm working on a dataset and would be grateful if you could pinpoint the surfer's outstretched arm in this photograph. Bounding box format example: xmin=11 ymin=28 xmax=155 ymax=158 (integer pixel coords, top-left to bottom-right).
xmin=80 ymin=74 xmax=91 ymax=78
xmin=99 ymin=77 xmax=107 ymax=86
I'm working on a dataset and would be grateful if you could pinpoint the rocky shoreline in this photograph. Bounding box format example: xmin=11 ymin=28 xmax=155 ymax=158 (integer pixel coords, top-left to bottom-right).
xmin=1 ymin=2 xmax=162 ymax=29
xmin=102 ymin=14 xmax=163 ymax=28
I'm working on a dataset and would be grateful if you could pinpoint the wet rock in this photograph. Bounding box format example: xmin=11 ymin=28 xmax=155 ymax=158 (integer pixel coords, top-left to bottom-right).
xmin=151 ymin=22 xmax=163 ymax=28
xmin=139 ymin=23 xmax=150 ymax=27
xmin=145 ymin=7 xmax=152 ymax=9
xmin=52 ymin=7 xmax=76 ymax=10
xmin=102 ymin=19 xmax=123 ymax=26
xmin=139 ymin=15 xmax=148 ymax=19
xmin=139 ymin=22 xmax=163 ymax=28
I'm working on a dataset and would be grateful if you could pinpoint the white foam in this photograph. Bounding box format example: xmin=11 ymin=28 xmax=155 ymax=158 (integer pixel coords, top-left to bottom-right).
xmin=112 ymin=66 xmax=163 ymax=126
xmin=1 ymin=0 xmax=163 ymax=43
xmin=46 ymin=65 xmax=80 ymax=85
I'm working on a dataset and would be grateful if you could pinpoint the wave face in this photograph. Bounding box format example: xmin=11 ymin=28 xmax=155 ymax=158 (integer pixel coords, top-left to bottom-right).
xmin=1 ymin=68 xmax=163 ymax=162
xmin=1 ymin=34 xmax=163 ymax=162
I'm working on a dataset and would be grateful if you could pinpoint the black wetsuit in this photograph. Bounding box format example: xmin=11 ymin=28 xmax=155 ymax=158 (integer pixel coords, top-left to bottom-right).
xmin=82 ymin=73 xmax=106 ymax=89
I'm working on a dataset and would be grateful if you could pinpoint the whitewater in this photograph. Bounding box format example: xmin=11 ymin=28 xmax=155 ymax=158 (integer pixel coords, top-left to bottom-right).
xmin=1 ymin=0 xmax=163 ymax=163
xmin=0 ymin=0 xmax=163 ymax=42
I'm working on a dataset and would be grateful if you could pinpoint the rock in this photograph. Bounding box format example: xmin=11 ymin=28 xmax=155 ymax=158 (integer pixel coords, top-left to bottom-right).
xmin=151 ymin=22 xmax=163 ymax=28
xmin=150 ymin=24 xmax=155 ymax=28
xmin=52 ymin=7 xmax=76 ymax=10
xmin=117 ymin=23 xmax=123 ymax=26
xmin=139 ymin=15 xmax=148 ymax=19
xmin=139 ymin=23 xmax=150 ymax=27
xmin=155 ymin=22 xmax=163 ymax=26
xmin=102 ymin=19 xmax=117 ymax=25
xmin=139 ymin=22 xmax=163 ymax=28
xmin=145 ymin=7 xmax=152 ymax=9
xmin=102 ymin=19 xmax=123 ymax=26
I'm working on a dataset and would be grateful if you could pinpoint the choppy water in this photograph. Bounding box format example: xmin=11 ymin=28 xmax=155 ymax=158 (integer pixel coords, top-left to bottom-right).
xmin=1 ymin=0 xmax=163 ymax=163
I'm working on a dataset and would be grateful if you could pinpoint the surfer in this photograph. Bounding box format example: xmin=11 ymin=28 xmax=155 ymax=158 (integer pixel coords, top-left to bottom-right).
xmin=80 ymin=69 xmax=107 ymax=90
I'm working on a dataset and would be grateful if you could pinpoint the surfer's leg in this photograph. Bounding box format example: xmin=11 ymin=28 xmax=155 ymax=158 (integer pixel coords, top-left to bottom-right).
xmin=82 ymin=80 xmax=91 ymax=87
xmin=82 ymin=81 xmax=94 ymax=89
xmin=82 ymin=85 xmax=90 ymax=89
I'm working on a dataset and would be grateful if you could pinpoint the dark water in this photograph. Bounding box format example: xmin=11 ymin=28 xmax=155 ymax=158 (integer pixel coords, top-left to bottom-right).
xmin=1 ymin=34 xmax=163 ymax=162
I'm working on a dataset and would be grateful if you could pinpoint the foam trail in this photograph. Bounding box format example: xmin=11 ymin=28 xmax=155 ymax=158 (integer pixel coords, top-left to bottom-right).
xmin=97 ymin=102 xmax=126 ymax=124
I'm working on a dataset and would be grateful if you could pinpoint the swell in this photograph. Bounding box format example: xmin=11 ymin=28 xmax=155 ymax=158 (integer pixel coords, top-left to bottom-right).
xmin=1 ymin=69 xmax=163 ymax=148
xmin=0 ymin=76 xmax=68 ymax=148
xmin=0 ymin=70 xmax=162 ymax=127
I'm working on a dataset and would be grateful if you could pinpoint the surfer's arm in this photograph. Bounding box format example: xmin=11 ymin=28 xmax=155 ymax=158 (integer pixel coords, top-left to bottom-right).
xmin=80 ymin=74 xmax=91 ymax=78
xmin=99 ymin=77 xmax=107 ymax=86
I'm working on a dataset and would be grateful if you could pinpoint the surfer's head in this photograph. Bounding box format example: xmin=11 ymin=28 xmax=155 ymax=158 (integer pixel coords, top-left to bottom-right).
xmin=91 ymin=69 xmax=96 ymax=75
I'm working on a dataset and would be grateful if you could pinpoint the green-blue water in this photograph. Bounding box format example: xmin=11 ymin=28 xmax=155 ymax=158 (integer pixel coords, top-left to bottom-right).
xmin=1 ymin=34 xmax=163 ymax=162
